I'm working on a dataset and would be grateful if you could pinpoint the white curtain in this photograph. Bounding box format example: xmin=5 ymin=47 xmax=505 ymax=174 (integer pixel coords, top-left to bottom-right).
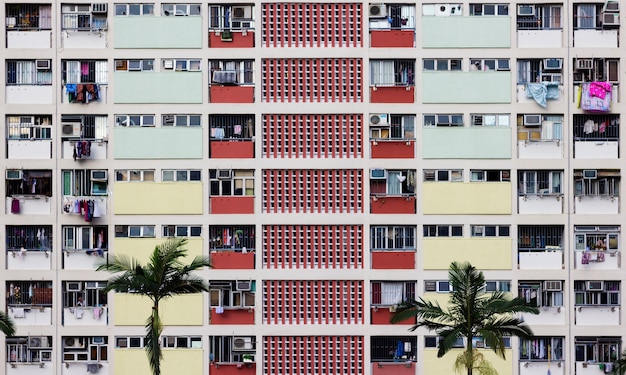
xmin=95 ymin=116 xmax=108 ymax=139
xmin=381 ymin=282 xmax=403 ymax=305
xmin=95 ymin=61 xmax=108 ymax=84
xmin=387 ymin=171 xmax=402 ymax=195
xmin=371 ymin=61 xmax=394 ymax=86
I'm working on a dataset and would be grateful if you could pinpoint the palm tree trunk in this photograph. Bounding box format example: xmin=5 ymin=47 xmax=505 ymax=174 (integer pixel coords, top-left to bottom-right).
xmin=146 ymin=300 xmax=163 ymax=375
xmin=466 ymin=337 xmax=473 ymax=375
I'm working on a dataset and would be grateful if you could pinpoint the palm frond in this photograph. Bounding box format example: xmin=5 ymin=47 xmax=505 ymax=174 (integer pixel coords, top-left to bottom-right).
xmin=145 ymin=302 xmax=163 ymax=375
xmin=0 ymin=311 xmax=16 ymax=336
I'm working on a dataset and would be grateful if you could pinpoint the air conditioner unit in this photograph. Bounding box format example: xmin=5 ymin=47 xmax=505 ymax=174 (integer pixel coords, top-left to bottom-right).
xmin=64 ymin=337 xmax=85 ymax=349
xmin=603 ymin=12 xmax=620 ymax=26
xmin=91 ymin=170 xmax=108 ymax=181
xmin=67 ymin=282 xmax=82 ymax=292
xmin=232 ymin=337 xmax=253 ymax=351
xmin=6 ymin=170 xmax=23 ymax=180
xmin=523 ymin=114 xmax=542 ymax=126
xmin=543 ymin=281 xmax=562 ymax=291
xmin=36 ymin=60 xmax=51 ymax=70
xmin=236 ymin=280 xmax=251 ymax=291
xmin=517 ymin=5 xmax=535 ymax=16
xmin=543 ymin=58 xmax=563 ymax=70
xmin=604 ymin=2 xmax=620 ymax=12
xmin=217 ymin=169 xmax=232 ymax=179
xmin=92 ymin=3 xmax=108 ymax=13
xmin=29 ymin=337 xmax=50 ymax=349
xmin=370 ymin=114 xmax=389 ymax=126
xmin=576 ymin=59 xmax=593 ymax=70
xmin=370 ymin=169 xmax=388 ymax=179
xmin=424 ymin=281 xmax=437 ymax=292
xmin=163 ymin=59 xmax=174 ymax=70
xmin=92 ymin=336 xmax=105 ymax=345
xmin=436 ymin=4 xmax=451 ymax=16
xmin=212 ymin=70 xmax=238 ymax=84
xmin=586 ymin=281 xmax=604 ymax=291
xmin=232 ymin=5 xmax=253 ymax=19
xmin=62 ymin=123 xmax=82 ymax=137
xmin=583 ymin=169 xmax=597 ymax=179
xmin=369 ymin=4 xmax=388 ymax=17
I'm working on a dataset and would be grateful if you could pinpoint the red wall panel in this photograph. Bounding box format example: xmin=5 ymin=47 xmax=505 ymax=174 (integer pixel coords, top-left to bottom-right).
xmin=210 ymin=197 xmax=254 ymax=214
xmin=371 ymin=252 xmax=415 ymax=270
xmin=370 ymin=30 xmax=415 ymax=48
xmin=209 ymin=31 xmax=255 ymax=48
xmin=210 ymin=308 xmax=254 ymax=325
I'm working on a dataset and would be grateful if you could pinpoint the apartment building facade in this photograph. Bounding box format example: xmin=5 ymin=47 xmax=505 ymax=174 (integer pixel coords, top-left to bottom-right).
xmin=1 ymin=0 xmax=624 ymax=374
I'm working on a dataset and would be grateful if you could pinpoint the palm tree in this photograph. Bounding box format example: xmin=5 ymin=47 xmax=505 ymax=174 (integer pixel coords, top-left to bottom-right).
xmin=96 ymin=238 xmax=211 ymax=375
xmin=611 ymin=351 xmax=626 ymax=374
xmin=0 ymin=311 xmax=15 ymax=336
xmin=391 ymin=261 xmax=539 ymax=375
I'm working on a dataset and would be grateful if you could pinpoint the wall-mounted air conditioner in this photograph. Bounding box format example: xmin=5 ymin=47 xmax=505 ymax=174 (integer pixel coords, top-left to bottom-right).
xmin=370 ymin=169 xmax=387 ymax=179
xmin=232 ymin=5 xmax=253 ymax=19
xmin=232 ymin=337 xmax=253 ymax=351
xmin=29 ymin=337 xmax=50 ymax=349
xmin=92 ymin=3 xmax=108 ymax=13
xmin=586 ymin=281 xmax=604 ymax=291
xmin=370 ymin=114 xmax=389 ymax=126
xmin=217 ymin=170 xmax=232 ymax=179
xmin=163 ymin=59 xmax=174 ymax=70
xmin=604 ymin=2 xmax=620 ymax=12
xmin=543 ymin=281 xmax=562 ymax=291
xmin=91 ymin=170 xmax=108 ymax=181
xmin=603 ymin=12 xmax=620 ymax=26
xmin=517 ymin=5 xmax=535 ymax=16
xmin=6 ymin=170 xmax=23 ymax=180
xmin=543 ymin=58 xmax=563 ymax=70
xmin=92 ymin=336 xmax=105 ymax=345
xmin=62 ymin=123 xmax=82 ymax=137
xmin=236 ymin=280 xmax=251 ymax=291
xmin=575 ymin=59 xmax=593 ymax=70
xmin=64 ymin=337 xmax=85 ymax=349
xmin=523 ymin=114 xmax=542 ymax=126
xmin=369 ymin=4 xmax=387 ymax=17
xmin=36 ymin=60 xmax=51 ymax=70
xmin=582 ymin=170 xmax=597 ymax=179
xmin=67 ymin=282 xmax=82 ymax=292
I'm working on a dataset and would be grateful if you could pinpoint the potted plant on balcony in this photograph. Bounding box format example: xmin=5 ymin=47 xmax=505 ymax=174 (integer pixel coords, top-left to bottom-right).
xmin=242 ymin=354 xmax=254 ymax=363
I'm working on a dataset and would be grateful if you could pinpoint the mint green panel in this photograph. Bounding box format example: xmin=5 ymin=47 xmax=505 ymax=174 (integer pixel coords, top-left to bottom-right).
xmin=422 ymin=71 xmax=511 ymax=103
xmin=114 ymin=127 xmax=203 ymax=159
xmin=114 ymin=72 xmax=203 ymax=104
xmin=422 ymin=127 xmax=511 ymax=159
xmin=422 ymin=17 xmax=510 ymax=48
xmin=114 ymin=17 xmax=202 ymax=49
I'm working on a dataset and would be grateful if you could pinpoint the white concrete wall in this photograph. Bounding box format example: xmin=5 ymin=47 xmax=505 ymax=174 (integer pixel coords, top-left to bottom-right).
xmin=576 ymin=361 xmax=611 ymax=375
xmin=575 ymin=306 xmax=620 ymax=325
xmin=520 ymin=306 xmax=566 ymax=326
xmin=62 ymin=31 xmax=107 ymax=49
xmin=9 ymin=307 xmax=52 ymax=326
xmin=63 ymin=307 xmax=108 ymax=326
xmin=518 ymin=195 xmax=563 ymax=214
xmin=517 ymin=141 xmax=562 ymax=159
xmin=517 ymin=30 xmax=562 ymax=48
xmin=575 ymin=251 xmax=619 ymax=270
xmin=6 ymin=86 xmax=53 ymax=104
xmin=575 ymin=196 xmax=619 ymax=214
xmin=519 ymin=361 xmax=565 ymax=375
xmin=63 ymin=250 xmax=107 ymax=270
xmin=62 ymin=362 xmax=108 ymax=375
xmin=518 ymin=251 xmax=563 ymax=270
xmin=7 ymin=31 xmax=52 ymax=48
xmin=7 ymin=140 xmax=52 ymax=160
xmin=6 ymin=251 xmax=51 ymax=270
xmin=574 ymin=29 xmax=618 ymax=48
xmin=574 ymin=141 xmax=619 ymax=159
xmin=7 ymin=363 xmax=53 ymax=375
xmin=6 ymin=197 xmax=52 ymax=215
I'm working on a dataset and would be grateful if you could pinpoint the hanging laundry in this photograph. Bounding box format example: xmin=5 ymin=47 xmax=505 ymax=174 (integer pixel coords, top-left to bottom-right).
xmin=599 ymin=121 xmax=608 ymax=133
xmin=11 ymin=198 xmax=20 ymax=214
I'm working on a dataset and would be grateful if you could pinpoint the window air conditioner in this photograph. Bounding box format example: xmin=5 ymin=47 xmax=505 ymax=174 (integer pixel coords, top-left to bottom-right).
xmin=232 ymin=5 xmax=252 ymax=19
xmin=236 ymin=280 xmax=251 ymax=291
xmin=370 ymin=169 xmax=388 ymax=179
xmin=29 ymin=337 xmax=50 ymax=349
xmin=212 ymin=70 xmax=238 ymax=84
xmin=232 ymin=337 xmax=253 ymax=351
xmin=604 ymin=2 xmax=620 ymax=12
xmin=64 ymin=337 xmax=85 ymax=349
xmin=163 ymin=60 xmax=174 ymax=70
xmin=370 ymin=114 xmax=389 ymax=126
xmin=6 ymin=170 xmax=23 ymax=180
xmin=523 ymin=114 xmax=542 ymax=126
xmin=35 ymin=60 xmax=51 ymax=70
xmin=517 ymin=5 xmax=535 ymax=16
xmin=543 ymin=281 xmax=562 ymax=291
xmin=543 ymin=58 xmax=563 ymax=70
xmin=91 ymin=170 xmax=108 ymax=181
xmin=92 ymin=3 xmax=108 ymax=13
xmin=92 ymin=336 xmax=105 ymax=345
xmin=586 ymin=281 xmax=604 ymax=291
xmin=67 ymin=282 xmax=82 ymax=292
xmin=424 ymin=281 xmax=437 ymax=292
xmin=217 ymin=169 xmax=232 ymax=179
xmin=575 ymin=59 xmax=593 ymax=70
xmin=62 ymin=123 xmax=82 ymax=137
xmin=582 ymin=170 xmax=597 ymax=179
xmin=603 ymin=12 xmax=620 ymax=26
xmin=369 ymin=4 xmax=388 ymax=18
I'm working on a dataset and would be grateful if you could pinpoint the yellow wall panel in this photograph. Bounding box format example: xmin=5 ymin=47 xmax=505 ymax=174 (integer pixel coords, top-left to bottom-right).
xmin=423 ymin=349 xmax=512 ymax=375
xmin=422 ymin=183 xmax=511 ymax=214
xmin=114 ymin=349 xmax=203 ymax=375
xmin=113 ymin=182 xmax=204 ymax=215
xmin=422 ymin=238 xmax=512 ymax=270
xmin=113 ymin=238 xmax=204 ymax=264
xmin=114 ymin=294 xmax=204 ymax=326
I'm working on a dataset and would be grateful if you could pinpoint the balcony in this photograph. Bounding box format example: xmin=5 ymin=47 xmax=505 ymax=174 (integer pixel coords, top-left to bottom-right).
xmin=371 ymin=281 xmax=416 ymax=325
xmin=573 ymin=114 xmax=620 ymax=159
xmin=209 ymin=30 xmax=254 ymax=48
xmin=7 ymin=281 xmax=53 ymax=325
xmin=5 ymin=4 xmax=53 ymax=48
xmin=516 ymin=6 xmax=563 ymax=48
xmin=371 ymin=336 xmax=417 ymax=373
xmin=370 ymin=59 xmax=415 ymax=103
xmin=209 ymin=335 xmax=256 ymax=374
xmin=7 ymin=250 xmax=51 ymax=270
xmin=210 ymin=170 xmax=255 ymax=214
xmin=371 ymin=306 xmax=414 ymax=325
xmin=61 ymin=7 xmax=108 ymax=48
xmin=517 ymin=82 xmax=563 ymax=107
xmin=209 ymin=281 xmax=255 ymax=325
xmin=209 ymin=61 xmax=254 ymax=103
xmin=574 ymin=170 xmax=620 ymax=214
xmin=6 ymin=336 xmax=54 ymax=375
xmin=209 ymin=225 xmax=255 ymax=269
xmin=370 ymin=169 xmax=416 ymax=214
xmin=6 ymin=59 xmax=53 ymax=104
xmin=208 ymin=4 xmax=255 ymax=48
xmin=518 ymin=225 xmax=564 ymax=270
xmin=576 ymin=305 xmax=620 ymax=325
xmin=6 ymin=116 xmax=52 ymax=159
xmin=369 ymin=114 xmax=415 ymax=159
xmin=369 ymin=4 xmax=415 ymax=48
xmin=210 ymin=117 xmax=255 ymax=159
xmin=63 ymin=306 xmax=108 ymax=326
xmin=518 ymin=194 xmax=564 ymax=215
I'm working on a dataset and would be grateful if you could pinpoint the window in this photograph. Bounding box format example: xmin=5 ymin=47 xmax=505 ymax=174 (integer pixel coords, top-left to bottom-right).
xmin=575 ymin=337 xmax=619 ymax=363
xmin=471 ymin=225 xmax=510 ymax=237
xmin=573 ymin=58 xmax=619 ymax=84
xmin=6 ymin=60 xmax=52 ymax=85
xmin=370 ymin=114 xmax=415 ymax=139
xmin=517 ymin=59 xmax=563 ymax=84
xmin=484 ymin=280 xmax=511 ymax=292
xmin=6 ymin=4 xmax=51 ymax=30
xmin=162 ymin=59 xmax=201 ymax=72
xmin=574 ymin=280 xmax=620 ymax=306
xmin=114 ymin=225 xmax=155 ymax=238
xmin=7 ymin=225 xmax=53 ymax=251
xmin=575 ymin=226 xmax=619 ymax=252
xmin=62 ymin=60 xmax=108 ymax=84
xmin=518 ymin=225 xmax=563 ymax=251
xmin=370 ymin=4 xmax=415 ymax=29
xmin=425 ymin=336 xmax=464 ymax=348
xmin=574 ymin=4 xmax=605 ymax=29
xmin=209 ymin=60 xmax=254 ymax=85
xmin=370 ymin=59 xmax=415 ymax=86
xmin=61 ymin=4 xmax=107 ymax=31
xmin=371 ymin=336 xmax=417 ymax=362
xmin=62 ymin=226 xmax=108 ymax=253
xmin=209 ymin=170 xmax=254 ymax=196
xmin=470 ymin=3 xmax=509 ymax=16
xmin=371 ymin=281 xmax=415 ymax=305
xmin=518 ymin=170 xmax=563 ymax=195
xmin=115 ymin=3 xmax=154 ymax=16
xmin=209 ymin=336 xmax=255 ymax=364
xmin=115 ymin=170 xmax=155 ymax=182
xmin=62 ymin=281 xmax=107 ymax=307
xmin=520 ymin=337 xmax=564 ymax=361
xmin=209 ymin=226 xmax=255 ymax=251
xmin=162 ymin=170 xmax=201 ymax=182
xmin=209 ymin=281 xmax=255 ymax=308
xmin=517 ymin=114 xmax=563 ymax=142
xmin=423 ymin=169 xmax=463 ymax=182
xmin=470 ymin=170 xmax=510 ymax=182
xmin=209 ymin=5 xmax=255 ymax=30
xmin=471 ymin=114 xmax=510 ymax=127
xmin=62 ymin=336 xmax=107 ymax=363
xmin=6 ymin=170 xmax=52 ymax=197
xmin=162 ymin=114 xmax=201 ymax=127
xmin=370 ymin=169 xmax=416 ymax=196
xmin=6 ymin=115 xmax=52 ymax=140
xmin=370 ymin=226 xmax=416 ymax=250
xmin=209 ymin=114 xmax=254 ymax=139
xmin=470 ymin=58 xmax=510 ymax=71
xmin=115 ymin=59 xmax=154 ymax=72
xmin=573 ymin=114 xmax=619 ymax=141
xmin=7 ymin=336 xmax=53 ymax=364
xmin=423 ymin=225 xmax=463 ymax=237
xmin=574 ymin=170 xmax=620 ymax=197
xmin=115 ymin=115 xmax=155 ymax=127
xmin=163 ymin=225 xmax=202 ymax=238
xmin=62 ymin=169 xmax=108 ymax=197
xmin=115 ymin=337 xmax=145 ymax=348
xmin=517 ymin=5 xmax=562 ymax=30
xmin=162 ymin=336 xmax=202 ymax=349
xmin=7 ymin=281 xmax=53 ymax=306
xmin=60 ymin=115 xmax=108 ymax=140
xmin=518 ymin=281 xmax=564 ymax=308
xmin=424 ymin=280 xmax=454 ymax=293
xmin=423 ymin=58 xmax=462 ymax=71
xmin=162 ymin=3 xmax=201 ymax=16
xmin=423 ymin=114 xmax=463 ymax=127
